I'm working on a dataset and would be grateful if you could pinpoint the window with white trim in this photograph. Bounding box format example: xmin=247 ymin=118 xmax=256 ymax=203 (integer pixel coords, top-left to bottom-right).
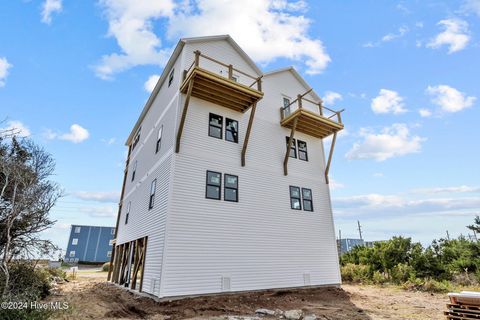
xmin=107 ymin=251 xmax=112 ymax=257
xmin=155 ymin=125 xmax=163 ymax=154
xmin=125 ymin=201 xmax=131 ymax=224
xmin=72 ymin=238 xmax=78 ymax=245
xmin=149 ymin=179 xmax=157 ymax=210
xmin=74 ymin=226 xmax=81 ymax=233
xmin=69 ymin=251 xmax=75 ymax=257
xmin=131 ymin=160 xmax=137 ymax=181
xmin=168 ymin=69 xmax=174 ymax=87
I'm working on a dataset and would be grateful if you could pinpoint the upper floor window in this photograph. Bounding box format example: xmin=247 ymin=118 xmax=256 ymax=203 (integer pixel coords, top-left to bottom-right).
xmin=283 ymin=97 xmax=291 ymax=108
xmin=168 ymin=69 xmax=174 ymax=87
xmin=155 ymin=125 xmax=163 ymax=154
xmin=125 ymin=201 xmax=131 ymax=224
xmin=302 ymin=188 xmax=313 ymax=211
xmin=289 ymin=186 xmax=302 ymax=210
xmin=209 ymin=113 xmax=223 ymax=139
xmin=298 ymin=140 xmax=308 ymax=161
xmin=74 ymin=226 xmax=81 ymax=233
xmin=286 ymin=137 xmax=297 ymax=158
xmin=69 ymin=251 xmax=75 ymax=257
xmin=224 ymin=174 xmax=238 ymax=202
xmin=206 ymin=171 xmax=221 ymax=200
xmin=72 ymin=238 xmax=78 ymax=245
xmin=132 ymin=128 xmax=141 ymax=151
xmin=283 ymin=97 xmax=291 ymax=117
xmin=225 ymin=118 xmax=238 ymax=143
xmin=111 ymin=228 xmax=115 ymax=235
xmin=131 ymin=160 xmax=137 ymax=182
xmin=149 ymin=179 xmax=157 ymax=210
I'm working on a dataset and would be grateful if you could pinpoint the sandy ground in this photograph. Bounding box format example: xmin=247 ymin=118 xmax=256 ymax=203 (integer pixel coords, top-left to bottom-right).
xmin=46 ymin=270 xmax=447 ymax=320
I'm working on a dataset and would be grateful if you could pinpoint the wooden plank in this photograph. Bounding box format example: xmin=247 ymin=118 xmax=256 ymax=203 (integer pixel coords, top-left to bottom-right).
xmin=176 ymin=79 xmax=194 ymax=153
xmin=283 ymin=118 xmax=298 ymax=176
xmin=193 ymin=80 xmax=255 ymax=105
xmin=107 ymin=245 xmax=116 ymax=281
xmin=195 ymin=75 xmax=259 ymax=103
xmin=130 ymin=239 xmax=140 ymax=290
xmin=191 ymin=89 xmax=248 ymax=112
xmin=241 ymin=102 xmax=257 ymax=167
xmin=139 ymin=237 xmax=148 ymax=292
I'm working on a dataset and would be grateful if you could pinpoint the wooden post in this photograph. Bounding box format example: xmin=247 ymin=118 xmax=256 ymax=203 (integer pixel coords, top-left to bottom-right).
xmin=241 ymin=102 xmax=257 ymax=167
xmin=130 ymin=239 xmax=139 ymax=289
xmin=325 ymin=132 xmax=337 ymax=184
xmin=257 ymin=77 xmax=262 ymax=91
xmin=228 ymin=64 xmax=233 ymax=80
xmin=318 ymin=103 xmax=323 ymax=116
xmin=283 ymin=118 xmax=298 ymax=176
xmin=175 ymin=79 xmax=195 ymax=153
xmin=107 ymin=244 xmax=115 ymax=281
xmin=297 ymin=94 xmax=303 ymax=109
xmin=139 ymin=237 xmax=148 ymax=292
xmin=194 ymin=50 xmax=200 ymax=67
xmin=337 ymin=111 xmax=342 ymax=124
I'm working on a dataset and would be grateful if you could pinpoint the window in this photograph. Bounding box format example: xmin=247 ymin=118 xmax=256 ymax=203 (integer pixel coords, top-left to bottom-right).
xmin=209 ymin=113 xmax=223 ymax=139
xmin=283 ymin=97 xmax=291 ymax=108
xmin=289 ymin=186 xmax=302 ymax=210
xmin=225 ymin=118 xmax=238 ymax=143
xmin=286 ymin=137 xmax=297 ymax=158
xmin=72 ymin=238 xmax=78 ymax=245
xmin=155 ymin=126 xmax=163 ymax=154
xmin=69 ymin=251 xmax=75 ymax=257
xmin=206 ymin=171 xmax=221 ymax=200
xmin=132 ymin=128 xmax=141 ymax=151
xmin=131 ymin=160 xmax=137 ymax=181
xmin=74 ymin=226 xmax=81 ymax=233
xmin=107 ymin=251 xmax=112 ymax=257
xmin=109 ymin=239 xmax=114 ymax=246
xmin=224 ymin=174 xmax=238 ymax=202
xmin=111 ymin=228 xmax=115 ymax=235
xmin=283 ymin=97 xmax=291 ymax=117
xmin=149 ymin=179 xmax=157 ymax=210
xmin=168 ymin=69 xmax=174 ymax=87
xmin=125 ymin=201 xmax=131 ymax=224
xmin=302 ymin=188 xmax=313 ymax=211
xmin=298 ymin=140 xmax=308 ymax=161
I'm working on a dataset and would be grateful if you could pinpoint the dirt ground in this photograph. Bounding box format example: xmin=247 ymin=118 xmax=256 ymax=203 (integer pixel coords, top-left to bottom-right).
xmin=47 ymin=270 xmax=447 ymax=320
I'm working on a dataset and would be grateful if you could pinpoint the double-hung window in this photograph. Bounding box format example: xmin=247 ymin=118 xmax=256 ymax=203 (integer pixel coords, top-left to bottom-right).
xmin=72 ymin=238 xmax=78 ymax=245
xmin=302 ymin=188 xmax=313 ymax=211
xmin=206 ymin=171 xmax=221 ymax=200
xmin=74 ymin=226 xmax=81 ymax=233
xmin=168 ymin=69 xmax=174 ymax=87
xmin=209 ymin=113 xmax=223 ymax=139
xmin=286 ymin=136 xmax=297 ymax=158
xmin=131 ymin=160 xmax=137 ymax=181
xmin=149 ymin=180 xmax=156 ymax=210
xmin=132 ymin=129 xmax=141 ymax=150
xmin=283 ymin=97 xmax=291 ymax=117
xmin=224 ymin=174 xmax=238 ymax=202
xmin=289 ymin=186 xmax=302 ymax=210
xmin=125 ymin=201 xmax=131 ymax=224
xmin=225 ymin=118 xmax=238 ymax=143
xmin=155 ymin=125 xmax=163 ymax=154
xmin=298 ymin=140 xmax=308 ymax=161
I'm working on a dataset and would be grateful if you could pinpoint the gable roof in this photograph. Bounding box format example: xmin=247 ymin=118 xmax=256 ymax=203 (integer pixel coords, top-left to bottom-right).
xmin=126 ymin=35 xmax=262 ymax=145
xmin=263 ymin=67 xmax=322 ymax=102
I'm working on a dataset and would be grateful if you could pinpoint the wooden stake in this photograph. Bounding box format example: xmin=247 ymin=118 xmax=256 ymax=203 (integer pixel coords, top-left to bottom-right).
xmin=175 ymin=79 xmax=194 ymax=153
xmin=283 ymin=118 xmax=298 ymax=176
xmin=241 ymin=102 xmax=257 ymax=167
xmin=139 ymin=237 xmax=148 ymax=292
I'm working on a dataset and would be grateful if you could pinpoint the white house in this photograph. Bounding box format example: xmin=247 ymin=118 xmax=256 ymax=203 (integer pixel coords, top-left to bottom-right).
xmin=108 ymin=35 xmax=345 ymax=298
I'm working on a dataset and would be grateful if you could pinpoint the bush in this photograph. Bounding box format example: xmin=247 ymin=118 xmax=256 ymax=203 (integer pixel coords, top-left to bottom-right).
xmin=391 ymin=263 xmax=416 ymax=284
xmin=102 ymin=262 xmax=111 ymax=272
xmin=372 ymin=271 xmax=388 ymax=284
xmin=341 ymin=263 xmax=371 ymax=283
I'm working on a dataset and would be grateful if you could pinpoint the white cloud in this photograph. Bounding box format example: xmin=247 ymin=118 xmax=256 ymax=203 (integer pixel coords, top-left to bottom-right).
xmin=144 ymin=74 xmax=160 ymax=92
xmin=1 ymin=120 xmax=31 ymax=137
xmin=322 ymin=91 xmax=342 ymax=106
xmin=345 ymin=123 xmax=425 ymax=161
xmin=371 ymin=89 xmax=407 ymax=114
xmin=41 ymin=0 xmax=62 ymax=24
xmin=79 ymin=205 xmax=116 ymax=218
xmin=462 ymin=0 xmax=480 ymax=16
xmin=0 ymin=57 xmax=12 ymax=87
xmin=413 ymin=185 xmax=480 ymax=194
xmin=329 ymin=179 xmax=345 ymax=190
xmin=426 ymin=85 xmax=475 ymax=113
xmin=373 ymin=172 xmax=384 ymax=178
xmin=381 ymin=26 xmax=409 ymax=42
xmin=96 ymin=0 xmax=330 ymax=79
xmin=427 ymin=19 xmax=470 ymax=53
xmin=101 ymin=137 xmax=116 ymax=145
xmin=72 ymin=191 xmax=120 ymax=203
xmin=45 ymin=124 xmax=90 ymax=143
xmin=418 ymin=108 xmax=432 ymax=117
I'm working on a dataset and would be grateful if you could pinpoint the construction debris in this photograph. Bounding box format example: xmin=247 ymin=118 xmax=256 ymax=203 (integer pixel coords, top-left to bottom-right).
xmin=445 ymin=291 xmax=480 ymax=319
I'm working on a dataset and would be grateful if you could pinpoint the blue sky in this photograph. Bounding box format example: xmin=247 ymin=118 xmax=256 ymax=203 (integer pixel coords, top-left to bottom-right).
xmin=1 ymin=1 xmax=479 ymax=255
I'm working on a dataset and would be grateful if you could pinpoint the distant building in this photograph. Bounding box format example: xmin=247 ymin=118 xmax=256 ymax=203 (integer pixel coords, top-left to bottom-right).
xmin=64 ymin=225 xmax=115 ymax=263
xmin=337 ymin=238 xmax=379 ymax=254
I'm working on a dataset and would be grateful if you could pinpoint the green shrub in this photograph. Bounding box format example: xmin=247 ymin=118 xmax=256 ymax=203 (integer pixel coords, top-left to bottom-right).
xmin=391 ymin=263 xmax=416 ymax=284
xmin=372 ymin=271 xmax=388 ymax=284
xmin=341 ymin=263 xmax=371 ymax=283
xmin=102 ymin=262 xmax=111 ymax=272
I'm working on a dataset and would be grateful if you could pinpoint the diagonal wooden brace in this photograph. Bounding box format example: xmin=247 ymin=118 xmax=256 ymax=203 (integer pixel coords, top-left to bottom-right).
xmin=175 ymin=79 xmax=195 ymax=153
xmin=325 ymin=132 xmax=337 ymax=184
xmin=283 ymin=118 xmax=298 ymax=176
xmin=241 ymin=102 xmax=257 ymax=167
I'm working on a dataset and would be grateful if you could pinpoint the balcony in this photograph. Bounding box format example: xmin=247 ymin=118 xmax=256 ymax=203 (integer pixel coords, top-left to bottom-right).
xmin=176 ymin=51 xmax=264 ymax=167
xmin=180 ymin=51 xmax=263 ymax=113
xmin=280 ymin=90 xmax=344 ymax=139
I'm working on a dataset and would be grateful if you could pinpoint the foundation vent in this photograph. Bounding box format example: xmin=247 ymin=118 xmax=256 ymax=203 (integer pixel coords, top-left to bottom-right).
xmin=221 ymin=276 xmax=231 ymax=291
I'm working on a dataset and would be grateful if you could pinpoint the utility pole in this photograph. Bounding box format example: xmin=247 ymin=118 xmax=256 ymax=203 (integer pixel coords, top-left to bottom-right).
xmin=338 ymin=229 xmax=342 ymax=241
xmin=446 ymin=230 xmax=450 ymax=240
xmin=357 ymin=220 xmax=363 ymax=240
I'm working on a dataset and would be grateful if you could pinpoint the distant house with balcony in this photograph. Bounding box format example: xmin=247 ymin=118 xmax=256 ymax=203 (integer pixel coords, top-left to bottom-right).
xmin=108 ymin=35 xmax=345 ymax=297
xmin=64 ymin=225 xmax=115 ymax=263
